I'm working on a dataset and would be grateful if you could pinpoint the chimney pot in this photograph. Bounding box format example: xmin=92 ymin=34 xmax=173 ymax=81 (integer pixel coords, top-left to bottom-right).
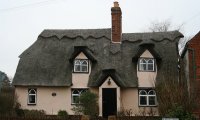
xmin=114 ymin=1 xmax=119 ymax=7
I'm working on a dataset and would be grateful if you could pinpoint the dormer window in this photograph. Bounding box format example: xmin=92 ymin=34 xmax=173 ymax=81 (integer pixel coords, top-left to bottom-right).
xmin=139 ymin=58 xmax=155 ymax=71
xmin=74 ymin=59 xmax=89 ymax=73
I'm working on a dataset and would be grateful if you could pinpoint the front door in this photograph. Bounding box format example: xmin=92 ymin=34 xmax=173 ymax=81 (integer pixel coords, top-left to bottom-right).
xmin=102 ymin=88 xmax=117 ymax=118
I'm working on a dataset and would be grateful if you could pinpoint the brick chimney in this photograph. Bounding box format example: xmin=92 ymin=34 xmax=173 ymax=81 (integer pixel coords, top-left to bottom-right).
xmin=111 ymin=1 xmax=122 ymax=43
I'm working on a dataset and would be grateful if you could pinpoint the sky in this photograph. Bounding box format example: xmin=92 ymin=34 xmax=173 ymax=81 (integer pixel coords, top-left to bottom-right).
xmin=0 ymin=0 xmax=200 ymax=77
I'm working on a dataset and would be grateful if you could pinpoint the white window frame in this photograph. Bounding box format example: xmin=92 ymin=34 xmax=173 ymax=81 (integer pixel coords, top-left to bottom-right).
xmin=139 ymin=89 xmax=157 ymax=106
xmin=74 ymin=59 xmax=89 ymax=73
xmin=71 ymin=89 xmax=88 ymax=104
xmin=139 ymin=58 xmax=155 ymax=71
xmin=28 ymin=88 xmax=37 ymax=105
xmin=139 ymin=90 xmax=148 ymax=106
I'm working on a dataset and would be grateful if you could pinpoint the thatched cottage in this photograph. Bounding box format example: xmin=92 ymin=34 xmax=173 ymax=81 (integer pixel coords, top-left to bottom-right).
xmin=13 ymin=2 xmax=183 ymax=117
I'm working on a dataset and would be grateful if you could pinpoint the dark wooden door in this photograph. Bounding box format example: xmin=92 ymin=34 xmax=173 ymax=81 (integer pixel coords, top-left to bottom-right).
xmin=102 ymin=88 xmax=117 ymax=118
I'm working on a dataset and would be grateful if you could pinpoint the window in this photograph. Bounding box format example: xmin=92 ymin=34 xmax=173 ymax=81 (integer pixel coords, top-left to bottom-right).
xmin=74 ymin=59 xmax=89 ymax=73
xmin=28 ymin=88 xmax=37 ymax=105
xmin=71 ymin=89 xmax=87 ymax=104
xmin=139 ymin=89 xmax=156 ymax=106
xmin=139 ymin=58 xmax=155 ymax=71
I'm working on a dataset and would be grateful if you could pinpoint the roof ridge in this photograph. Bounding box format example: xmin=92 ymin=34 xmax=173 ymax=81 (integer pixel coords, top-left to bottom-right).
xmin=122 ymin=30 xmax=181 ymax=34
xmin=42 ymin=28 xmax=111 ymax=31
xmin=39 ymin=28 xmax=112 ymax=40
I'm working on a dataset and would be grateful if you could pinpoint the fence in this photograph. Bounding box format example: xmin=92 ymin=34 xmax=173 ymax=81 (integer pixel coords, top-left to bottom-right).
xmin=0 ymin=115 xmax=80 ymax=120
xmin=116 ymin=116 xmax=161 ymax=120
xmin=1 ymin=115 xmax=199 ymax=120
xmin=0 ymin=115 xmax=161 ymax=120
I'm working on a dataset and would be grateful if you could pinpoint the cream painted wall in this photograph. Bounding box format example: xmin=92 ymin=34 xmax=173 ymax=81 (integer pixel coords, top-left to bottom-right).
xmin=121 ymin=88 xmax=138 ymax=112
xmin=121 ymin=88 xmax=158 ymax=116
xmin=15 ymin=86 xmax=158 ymax=116
xmin=15 ymin=86 xmax=75 ymax=115
xmin=99 ymin=77 xmax=120 ymax=116
xmin=137 ymin=50 xmax=157 ymax=87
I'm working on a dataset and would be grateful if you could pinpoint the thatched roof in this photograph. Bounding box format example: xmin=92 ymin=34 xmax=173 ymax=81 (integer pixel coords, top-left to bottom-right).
xmin=13 ymin=28 xmax=183 ymax=87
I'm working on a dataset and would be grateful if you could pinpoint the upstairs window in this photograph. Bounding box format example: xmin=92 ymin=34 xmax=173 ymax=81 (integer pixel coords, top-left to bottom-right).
xmin=28 ymin=88 xmax=37 ymax=105
xmin=71 ymin=89 xmax=88 ymax=104
xmin=74 ymin=59 xmax=89 ymax=73
xmin=139 ymin=58 xmax=155 ymax=71
xmin=139 ymin=89 xmax=157 ymax=106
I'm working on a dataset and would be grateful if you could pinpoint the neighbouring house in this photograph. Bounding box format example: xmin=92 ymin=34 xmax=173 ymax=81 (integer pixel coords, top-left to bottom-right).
xmin=13 ymin=2 xmax=183 ymax=117
xmin=181 ymin=31 xmax=200 ymax=116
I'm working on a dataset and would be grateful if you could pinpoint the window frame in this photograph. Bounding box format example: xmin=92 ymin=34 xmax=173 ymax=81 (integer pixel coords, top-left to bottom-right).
xmin=71 ymin=88 xmax=88 ymax=105
xmin=73 ymin=59 xmax=89 ymax=73
xmin=138 ymin=58 xmax=156 ymax=72
xmin=138 ymin=89 xmax=157 ymax=107
xmin=27 ymin=88 xmax=37 ymax=105
xmin=138 ymin=90 xmax=148 ymax=106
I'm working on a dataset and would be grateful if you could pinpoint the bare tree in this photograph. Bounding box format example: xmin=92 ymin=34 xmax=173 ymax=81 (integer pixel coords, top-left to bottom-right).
xmin=155 ymin=71 xmax=198 ymax=119
xmin=149 ymin=20 xmax=171 ymax=32
xmin=147 ymin=19 xmax=183 ymax=32
xmin=147 ymin=19 xmax=190 ymax=55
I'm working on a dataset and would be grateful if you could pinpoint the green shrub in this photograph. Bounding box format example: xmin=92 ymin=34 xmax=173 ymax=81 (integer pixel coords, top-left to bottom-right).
xmin=72 ymin=91 xmax=98 ymax=118
xmin=58 ymin=110 xmax=68 ymax=118
xmin=23 ymin=109 xmax=46 ymax=118
xmin=80 ymin=91 xmax=98 ymax=116
xmin=166 ymin=104 xmax=195 ymax=120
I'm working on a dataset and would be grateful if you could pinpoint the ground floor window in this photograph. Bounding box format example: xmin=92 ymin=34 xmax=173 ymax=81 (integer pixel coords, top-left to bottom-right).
xmin=28 ymin=88 xmax=37 ymax=105
xmin=139 ymin=89 xmax=157 ymax=106
xmin=71 ymin=89 xmax=87 ymax=104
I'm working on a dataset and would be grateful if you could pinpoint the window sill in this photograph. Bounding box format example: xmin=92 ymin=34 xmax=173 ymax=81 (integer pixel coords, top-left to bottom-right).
xmin=139 ymin=105 xmax=157 ymax=107
xmin=27 ymin=103 xmax=36 ymax=106
xmin=72 ymin=71 xmax=89 ymax=74
xmin=138 ymin=70 xmax=156 ymax=72
xmin=71 ymin=103 xmax=81 ymax=105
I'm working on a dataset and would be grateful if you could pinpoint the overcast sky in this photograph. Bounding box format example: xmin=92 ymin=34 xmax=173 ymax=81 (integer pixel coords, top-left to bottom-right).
xmin=0 ymin=0 xmax=200 ymax=77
